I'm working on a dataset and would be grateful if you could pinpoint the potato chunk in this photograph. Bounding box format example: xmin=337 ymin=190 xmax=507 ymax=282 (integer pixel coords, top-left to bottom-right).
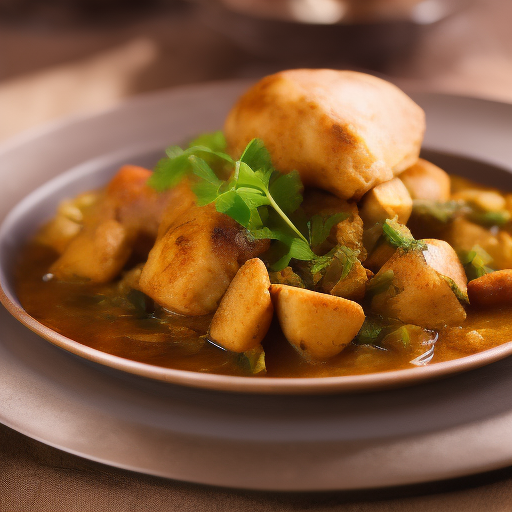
xmin=225 ymin=69 xmax=425 ymax=200
xmin=139 ymin=204 xmax=269 ymax=316
xmin=467 ymin=270 xmax=512 ymax=307
xmin=400 ymin=159 xmax=451 ymax=201
xmin=209 ymin=259 xmax=273 ymax=352
xmin=371 ymin=242 xmax=467 ymax=329
xmin=50 ymin=219 xmax=132 ymax=282
xmin=359 ymin=177 xmax=413 ymax=227
xmin=270 ymin=285 xmax=365 ymax=360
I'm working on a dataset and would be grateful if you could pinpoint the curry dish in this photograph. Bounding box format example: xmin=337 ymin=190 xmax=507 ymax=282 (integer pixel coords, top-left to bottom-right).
xmin=14 ymin=69 xmax=512 ymax=378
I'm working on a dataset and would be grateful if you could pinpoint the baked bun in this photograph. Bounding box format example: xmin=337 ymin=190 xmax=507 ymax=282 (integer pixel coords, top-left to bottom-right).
xmin=224 ymin=69 xmax=425 ymax=200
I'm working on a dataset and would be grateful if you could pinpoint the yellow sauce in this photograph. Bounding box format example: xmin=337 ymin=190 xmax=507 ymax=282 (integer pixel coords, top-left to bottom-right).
xmin=15 ymin=242 xmax=512 ymax=378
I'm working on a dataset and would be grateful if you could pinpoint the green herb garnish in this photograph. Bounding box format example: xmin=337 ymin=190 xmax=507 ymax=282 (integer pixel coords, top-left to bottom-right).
xmin=367 ymin=269 xmax=395 ymax=297
xmin=355 ymin=317 xmax=386 ymax=345
xmin=382 ymin=218 xmax=427 ymax=251
xmin=468 ymin=210 xmax=511 ymax=227
xmin=150 ymin=136 xmax=345 ymax=272
xmin=239 ymin=346 xmax=266 ymax=375
xmin=310 ymin=245 xmax=358 ymax=278
xmin=412 ymin=199 xmax=467 ymax=223
xmin=441 ymin=276 xmax=470 ymax=304
xmin=459 ymin=245 xmax=495 ymax=281
xmin=413 ymin=198 xmax=510 ymax=228
xmin=308 ymin=213 xmax=348 ymax=248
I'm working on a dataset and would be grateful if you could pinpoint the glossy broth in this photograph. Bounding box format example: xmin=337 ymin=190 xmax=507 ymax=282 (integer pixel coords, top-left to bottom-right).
xmin=15 ymin=242 xmax=512 ymax=378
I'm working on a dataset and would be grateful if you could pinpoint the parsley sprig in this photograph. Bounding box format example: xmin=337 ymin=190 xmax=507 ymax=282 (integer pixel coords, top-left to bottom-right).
xmin=149 ymin=132 xmax=344 ymax=271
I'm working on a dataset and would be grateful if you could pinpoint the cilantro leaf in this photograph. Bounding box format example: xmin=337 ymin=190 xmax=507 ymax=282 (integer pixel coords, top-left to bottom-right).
xmin=215 ymin=190 xmax=252 ymax=227
xmin=192 ymin=181 xmax=219 ymax=206
xmin=150 ymin=135 xmax=325 ymax=271
xmin=236 ymin=161 xmax=267 ymax=190
xmin=188 ymin=155 xmax=222 ymax=186
xmin=240 ymin=139 xmax=273 ymax=175
xmin=355 ymin=317 xmax=386 ymax=345
xmin=268 ymin=170 xmax=303 ymax=215
xmin=148 ymin=156 xmax=190 ymax=192
xmin=188 ymin=130 xmax=227 ymax=152
xmin=271 ymin=238 xmax=317 ymax=271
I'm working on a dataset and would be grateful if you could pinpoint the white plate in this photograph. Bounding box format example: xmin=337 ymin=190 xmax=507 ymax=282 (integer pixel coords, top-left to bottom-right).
xmin=0 ymin=81 xmax=512 ymax=490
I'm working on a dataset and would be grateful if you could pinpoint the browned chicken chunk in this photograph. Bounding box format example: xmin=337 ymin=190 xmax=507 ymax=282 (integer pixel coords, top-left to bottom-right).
xmin=139 ymin=204 xmax=270 ymax=315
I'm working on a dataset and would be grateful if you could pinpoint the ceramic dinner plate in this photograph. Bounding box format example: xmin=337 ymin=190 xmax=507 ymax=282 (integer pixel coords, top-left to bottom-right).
xmin=0 ymin=81 xmax=512 ymax=490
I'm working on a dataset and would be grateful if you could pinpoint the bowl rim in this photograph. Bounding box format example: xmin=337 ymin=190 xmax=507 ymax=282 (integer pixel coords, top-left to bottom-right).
xmin=3 ymin=144 xmax=512 ymax=395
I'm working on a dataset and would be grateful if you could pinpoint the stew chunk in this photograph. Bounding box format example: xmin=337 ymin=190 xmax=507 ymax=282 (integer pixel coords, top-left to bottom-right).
xmin=270 ymin=285 xmax=365 ymax=360
xmin=370 ymin=239 xmax=467 ymax=329
xmin=225 ymin=69 xmax=425 ymax=200
xmin=139 ymin=204 xmax=269 ymax=316
xmin=209 ymin=258 xmax=273 ymax=352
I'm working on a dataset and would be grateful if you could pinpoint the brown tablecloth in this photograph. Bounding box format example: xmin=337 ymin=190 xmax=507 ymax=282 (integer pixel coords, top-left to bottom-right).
xmin=1 ymin=1 xmax=512 ymax=509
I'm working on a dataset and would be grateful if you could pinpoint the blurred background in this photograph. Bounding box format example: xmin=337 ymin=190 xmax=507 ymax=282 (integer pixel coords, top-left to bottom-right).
xmin=0 ymin=0 xmax=510 ymax=142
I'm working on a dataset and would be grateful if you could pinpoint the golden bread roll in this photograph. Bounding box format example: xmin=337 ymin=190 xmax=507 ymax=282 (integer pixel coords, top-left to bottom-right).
xmin=225 ymin=69 xmax=425 ymax=200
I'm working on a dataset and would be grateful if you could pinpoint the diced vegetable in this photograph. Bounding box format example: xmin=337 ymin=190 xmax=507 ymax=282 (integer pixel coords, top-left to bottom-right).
xmin=269 ymin=267 xmax=305 ymax=288
xmin=209 ymin=258 xmax=273 ymax=353
xmin=270 ymin=284 xmax=365 ymax=360
xmin=459 ymin=245 xmax=494 ymax=281
xmin=467 ymin=270 xmax=512 ymax=307
xmin=399 ymin=159 xmax=451 ymax=201
xmin=443 ymin=217 xmax=512 ymax=270
xmin=359 ymin=178 xmax=413 ymax=227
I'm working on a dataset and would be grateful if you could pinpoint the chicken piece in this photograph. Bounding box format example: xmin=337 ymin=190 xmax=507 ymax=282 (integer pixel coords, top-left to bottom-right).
xmin=467 ymin=270 xmax=512 ymax=307
xmin=359 ymin=178 xmax=413 ymax=227
xmin=400 ymin=159 xmax=451 ymax=202
xmin=270 ymin=285 xmax=365 ymax=360
xmin=139 ymin=204 xmax=270 ymax=316
xmin=105 ymin=165 xmax=173 ymax=239
xmin=209 ymin=259 xmax=273 ymax=352
xmin=49 ymin=165 xmax=179 ymax=283
xmin=225 ymin=69 xmax=425 ymax=200
xmin=370 ymin=241 xmax=467 ymax=329
xmin=156 ymin=181 xmax=196 ymax=240
xmin=302 ymin=189 xmax=365 ymax=259
xmin=36 ymin=192 xmax=100 ymax=254
xmin=50 ymin=219 xmax=132 ymax=283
